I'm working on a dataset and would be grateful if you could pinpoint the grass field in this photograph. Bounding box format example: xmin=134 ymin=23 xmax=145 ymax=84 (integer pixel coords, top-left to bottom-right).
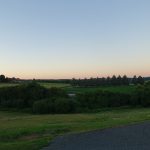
xmin=0 ymin=83 xmax=136 ymax=94
xmin=65 ymin=85 xmax=136 ymax=94
xmin=0 ymin=83 xmax=18 ymax=88
xmin=1 ymin=107 xmax=150 ymax=150
xmin=39 ymin=83 xmax=137 ymax=94
xmin=39 ymin=82 xmax=70 ymax=88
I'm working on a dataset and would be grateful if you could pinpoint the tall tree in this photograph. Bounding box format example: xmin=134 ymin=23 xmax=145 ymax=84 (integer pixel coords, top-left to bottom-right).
xmin=122 ymin=75 xmax=129 ymax=85
xmin=132 ymin=75 xmax=137 ymax=85
xmin=0 ymin=75 xmax=6 ymax=83
xmin=106 ymin=76 xmax=111 ymax=85
xmin=117 ymin=75 xmax=122 ymax=85
xmin=137 ymin=76 xmax=144 ymax=85
xmin=111 ymin=75 xmax=117 ymax=85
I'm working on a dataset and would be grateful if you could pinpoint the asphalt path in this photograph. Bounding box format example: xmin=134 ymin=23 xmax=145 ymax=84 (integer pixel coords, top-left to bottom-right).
xmin=43 ymin=122 xmax=150 ymax=150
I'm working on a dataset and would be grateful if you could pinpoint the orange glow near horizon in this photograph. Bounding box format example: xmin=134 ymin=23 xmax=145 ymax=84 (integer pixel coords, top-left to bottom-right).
xmin=1 ymin=0 xmax=150 ymax=80
xmin=3 ymin=69 xmax=150 ymax=79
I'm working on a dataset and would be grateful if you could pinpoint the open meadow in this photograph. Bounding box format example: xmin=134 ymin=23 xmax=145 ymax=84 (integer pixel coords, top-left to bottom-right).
xmin=65 ymin=85 xmax=136 ymax=94
xmin=39 ymin=82 xmax=70 ymax=88
xmin=0 ymin=83 xmax=18 ymax=88
xmin=0 ymin=83 xmax=70 ymax=89
xmin=1 ymin=108 xmax=150 ymax=150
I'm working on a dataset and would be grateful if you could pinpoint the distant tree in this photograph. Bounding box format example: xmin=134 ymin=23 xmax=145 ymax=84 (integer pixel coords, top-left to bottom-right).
xmin=106 ymin=76 xmax=111 ymax=85
xmin=5 ymin=77 xmax=11 ymax=83
xmin=0 ymin=75 xmax=6 ymax=82
xmin=111 ymin=75 xmax=117 ymax=85
xmin=83 ymin=78 xmax=87 ymax=86
xmin=137 ymin=76 xmax=144 ymax=85
xmin=70 ymin=75 xmax=145 ymax=87
xmin=122 ymin=75 xmax=129 ymax=85
xmin=117 ymin=75 xmax=122 ymax=85
xmin=101 ymin=77 xmax=106 ymax=86
xmin=71 ymin=78 xmax=76 ymax=86
xmin=132 ymin=75 xmax=137 ymax=85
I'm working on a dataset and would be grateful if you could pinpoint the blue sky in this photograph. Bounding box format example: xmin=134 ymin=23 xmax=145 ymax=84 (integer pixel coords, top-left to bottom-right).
xmin=0 ymin=0 xmax=150 ymax=79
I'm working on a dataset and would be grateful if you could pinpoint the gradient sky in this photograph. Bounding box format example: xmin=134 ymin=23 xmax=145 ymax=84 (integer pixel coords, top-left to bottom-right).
xmin=0 ymin=0 xmax=150 ymax=79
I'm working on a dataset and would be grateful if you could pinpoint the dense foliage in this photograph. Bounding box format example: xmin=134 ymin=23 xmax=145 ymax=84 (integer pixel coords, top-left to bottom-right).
xmin=75 ymin=83 xmax=150 ymax=111
xmin=0 ymin=81 xmax=150 ymax=114
xmin=0 ymin=82 xmax=67 ymax=111
xmin=71 ymin=75 xmax=144 ymax=87
xmin=0 ymin=75 xmax=12 ymax=83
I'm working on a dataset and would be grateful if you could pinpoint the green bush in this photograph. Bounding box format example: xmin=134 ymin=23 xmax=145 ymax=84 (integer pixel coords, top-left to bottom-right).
xmin=32 ymin=99 xmax=53 ymax=114
xmin=32 ymin=98 xmax=76 ymax=114
xmin=54 ymin=98 xmax=76 ymax=113
xmin=76 ymin=90 xmax=131 ymax=109
xmin=1 ymin=82 xmax=150 ymax=114
xmin=0 ymin=82 xmax=67 ymax=109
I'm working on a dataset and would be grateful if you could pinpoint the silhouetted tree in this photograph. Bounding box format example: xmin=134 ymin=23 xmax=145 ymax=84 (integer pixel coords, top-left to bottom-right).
xmin=106 ymin=76 xmax=111 ymax=85
xmin=132 ymin=75 xmax=137 ymax=85
xmin=0 ymin=75 xmax=6 ymax=82
xmin=117 ymin=75 xmax=122 ymax=85
xmin=70 ymin=75 xmax=144 ymax=87
xmin=137 ymin=76 xmax=144 ymax=85
xmin=122 ymin=75 xmax=129 ymax=85
xmin=111 ymin=75 xmax=117 ymax=85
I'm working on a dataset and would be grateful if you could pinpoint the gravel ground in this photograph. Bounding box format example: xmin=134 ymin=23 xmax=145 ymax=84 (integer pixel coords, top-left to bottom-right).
xmin=43 ymin=122 xmax=150 ymax=150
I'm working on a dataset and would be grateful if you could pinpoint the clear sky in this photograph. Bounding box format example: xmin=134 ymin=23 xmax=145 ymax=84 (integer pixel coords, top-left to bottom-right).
xmin=0 ymin=0 xmax=150 ymax=79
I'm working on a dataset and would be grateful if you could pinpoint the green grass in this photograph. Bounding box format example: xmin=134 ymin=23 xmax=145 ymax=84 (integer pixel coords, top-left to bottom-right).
xmin=1 ymin=107 xmax=150 ymax=150
xmin=0 ymin=83 xmax=19 ymax=88
xmin=0 ymin=83 xmax=70 ymax=89
xmin=39 ymin=83 xmax=70 ymax=88
xmin=65 ymin=85 xmax=136 ymax=94
xmin=0 ymin=82 xmax=136 ymax=94
xmin=38 ymin=82 xmax=137 ymax=94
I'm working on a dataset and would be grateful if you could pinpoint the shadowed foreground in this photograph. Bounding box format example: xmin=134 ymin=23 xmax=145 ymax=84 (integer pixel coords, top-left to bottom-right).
xmin=43 ymin=122 xmax=150 ymax=150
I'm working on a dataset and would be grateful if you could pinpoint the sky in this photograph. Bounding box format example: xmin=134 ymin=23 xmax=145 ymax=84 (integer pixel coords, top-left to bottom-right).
xmin=0 ymin=0 xmax=150 ymax=79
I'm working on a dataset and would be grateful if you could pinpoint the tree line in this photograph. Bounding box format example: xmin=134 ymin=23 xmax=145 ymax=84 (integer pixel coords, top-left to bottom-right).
xmin=0 ymin=74 xmax=19 ymax=83
xmin=71 ymin=75 xmax=144 ymax=87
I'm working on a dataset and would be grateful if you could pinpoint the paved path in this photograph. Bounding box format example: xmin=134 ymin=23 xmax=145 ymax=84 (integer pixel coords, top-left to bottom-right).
xmin=43 ymin=122 xmax=150 ymax=150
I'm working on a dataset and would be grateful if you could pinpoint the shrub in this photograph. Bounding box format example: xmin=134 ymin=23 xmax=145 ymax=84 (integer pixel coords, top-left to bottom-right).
xmin=32 ymin=99 xmax=53 ymax=114
xmin=0 ymin=82 xmax=67 ymax=109
xmin=54 ymin=98 xmax=76 ymax=113
xmin=33 ymin=98 xmax=77 ymax=114
xmin=1 ymin=81 xmax=150 ymax=114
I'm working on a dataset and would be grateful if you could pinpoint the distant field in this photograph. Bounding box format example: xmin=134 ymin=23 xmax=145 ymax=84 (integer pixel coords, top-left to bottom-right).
xmin=39 ymin=82 xmax=70 ymax=88
xmin=0 ymin=83 xmax=70 ymax=89
xmin=0 ymin=83 xmax=136 ymax=94
xmin=65 ymin=85 xmax=136 ymax=94
xmin=0 ymin=83 xmax=18 ymax=88
xmin=0 ymin=108 xmax=150 ymax=150
xmin=39 ymin=83 xmax=136 ymax=94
